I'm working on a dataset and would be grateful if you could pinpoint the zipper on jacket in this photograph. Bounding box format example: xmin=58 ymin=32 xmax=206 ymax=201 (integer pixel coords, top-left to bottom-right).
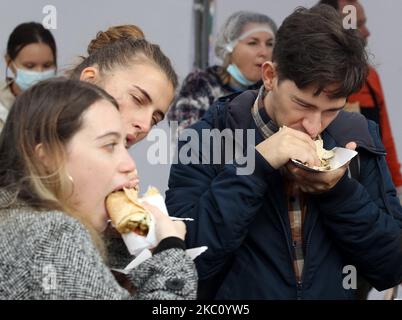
xmin=274 ymin=201 xmax=311 ymax=300
xmin=273 ymin=202 xmax=303 ymax=300
xmin=271 ymin=179 xmax=318 ymax=300
xmin=292 ymin=238 xmax=304 ymax=300
xmin=297 ymin=202 xmax=319 ymax=299
xmin=296 ymin=280 xmax=303 ymax=300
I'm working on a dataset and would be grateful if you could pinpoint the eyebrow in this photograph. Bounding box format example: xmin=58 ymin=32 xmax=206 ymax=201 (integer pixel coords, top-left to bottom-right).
xmin=291 ymin=95 xmax=345 ymax=111
xmin=95 ymin=131 xmax=121 ymax=140
xmin=133 ymin=85 xmax=152 ymax=103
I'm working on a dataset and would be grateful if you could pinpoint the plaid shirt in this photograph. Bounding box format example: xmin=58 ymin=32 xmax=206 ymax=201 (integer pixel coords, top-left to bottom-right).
xmin=252 ymin=87 xmax=307 ymax=282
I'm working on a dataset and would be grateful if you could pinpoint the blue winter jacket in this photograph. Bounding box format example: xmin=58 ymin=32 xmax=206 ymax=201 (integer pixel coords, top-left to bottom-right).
xmin=166 ymin=90 xmax=402 ymax=299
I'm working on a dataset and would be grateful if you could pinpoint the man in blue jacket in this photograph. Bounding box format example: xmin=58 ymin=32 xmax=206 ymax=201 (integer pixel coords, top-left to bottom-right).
xmin=166 ymin=5 xmax=402 ymax=299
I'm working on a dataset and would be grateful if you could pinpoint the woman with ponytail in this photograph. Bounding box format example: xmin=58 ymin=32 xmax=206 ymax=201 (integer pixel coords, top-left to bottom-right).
xmin=70 ymin=25 xmax=177 ymax=147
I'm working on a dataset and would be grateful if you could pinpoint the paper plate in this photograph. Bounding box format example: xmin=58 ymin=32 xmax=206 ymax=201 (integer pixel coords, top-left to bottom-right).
xmin=291 ymin=147 xmax=358 ymax=172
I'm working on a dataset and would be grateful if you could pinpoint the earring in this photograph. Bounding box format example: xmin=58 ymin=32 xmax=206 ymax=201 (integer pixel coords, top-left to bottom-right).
xmin=64 ymin=173 xmax=75 ymax=194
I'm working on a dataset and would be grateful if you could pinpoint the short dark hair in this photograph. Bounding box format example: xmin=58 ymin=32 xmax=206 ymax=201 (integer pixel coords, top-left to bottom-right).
xmin=272 ymin=5 xmax=368 ymax=98
xmin=7 ymin=22 xmax=57 ymax=66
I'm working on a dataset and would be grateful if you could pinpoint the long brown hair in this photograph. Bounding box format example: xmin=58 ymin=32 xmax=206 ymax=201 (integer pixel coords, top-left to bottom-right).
xmin=0 ymin=78 xmax=118 ymax=257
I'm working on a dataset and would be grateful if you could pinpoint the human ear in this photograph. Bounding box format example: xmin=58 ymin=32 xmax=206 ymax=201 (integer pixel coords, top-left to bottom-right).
xmin=79 ymin=66 xmax=100 ymax=83
xmin=34 ymin=143 xmax=54 ymax=172
xmin=261 ymin=61 xmax=277 ymax=91
xmin=4 ymin=54 xmax=11 ymax=65
xmin=4 ymin=54 xmax=15 ymax=73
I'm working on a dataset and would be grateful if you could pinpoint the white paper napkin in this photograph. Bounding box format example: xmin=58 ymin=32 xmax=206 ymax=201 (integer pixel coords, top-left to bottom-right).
xmin=119 ymin=189 xmax=199 ymax=257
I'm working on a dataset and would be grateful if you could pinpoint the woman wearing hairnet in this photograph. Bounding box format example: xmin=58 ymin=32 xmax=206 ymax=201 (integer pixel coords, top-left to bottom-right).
xmin=168 ymin=11 xmax=277 ymax=132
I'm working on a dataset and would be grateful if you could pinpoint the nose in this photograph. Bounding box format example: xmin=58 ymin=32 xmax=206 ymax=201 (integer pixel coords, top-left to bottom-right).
xmin=119 ymin=148 xmax=136 ymax=174
xmin=302 ymin=113 xmax=322 ymax=139
xmin=132 ymin=109 xmax=153 ymax=135
xmin=259 ymin=43 xmax=270 ymax=59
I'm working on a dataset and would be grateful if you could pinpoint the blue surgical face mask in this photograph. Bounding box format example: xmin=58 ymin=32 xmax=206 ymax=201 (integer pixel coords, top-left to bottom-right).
xmin=226 ymin=64 xmax=256 ymax=87
xmin=13 ymin=64 xmax=56 ymax=91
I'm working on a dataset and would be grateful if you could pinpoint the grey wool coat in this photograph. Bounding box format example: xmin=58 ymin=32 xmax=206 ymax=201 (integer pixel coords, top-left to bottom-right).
xmin=0 ymin=189 xmax=197 ymax=299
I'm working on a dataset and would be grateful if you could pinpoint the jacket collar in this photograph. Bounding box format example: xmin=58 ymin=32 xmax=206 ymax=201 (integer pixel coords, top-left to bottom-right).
xmin=324 ymin=111 xmax=386 ymax=155
xmin=225 ymin=89 xmax=258 ymax=131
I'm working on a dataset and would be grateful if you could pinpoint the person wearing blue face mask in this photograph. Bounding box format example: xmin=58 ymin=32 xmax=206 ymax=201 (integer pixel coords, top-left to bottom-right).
xmin=0 ymin=22 xmax=57 ymax=131
xmin=168 ymin=11 xmax=277 ymax=133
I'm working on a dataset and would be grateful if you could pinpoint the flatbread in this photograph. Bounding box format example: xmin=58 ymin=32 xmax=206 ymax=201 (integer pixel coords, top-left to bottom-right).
xmin=106 ymin=188 xmax=152 ymax=235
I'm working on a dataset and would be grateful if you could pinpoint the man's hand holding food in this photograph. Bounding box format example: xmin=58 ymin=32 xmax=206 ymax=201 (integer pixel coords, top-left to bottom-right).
xmin=256 ymin=126 xmax=322 ymax=170
xmin=285 ymin=142 xmax=357 ymax=194
xmin=256 ymin=126 xmax=357 ymax=193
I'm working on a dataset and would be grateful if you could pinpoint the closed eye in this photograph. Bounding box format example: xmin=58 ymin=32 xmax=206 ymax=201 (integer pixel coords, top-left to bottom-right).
xmin=152 ymin=111 xmax=165 ymax=126
xmin=291 ymin=96 xmax=313 ymax=109
xmin=130 ymin=94 xmax=142 ymax=104
xmin=297 ymin=102 xmax=311 ymax=109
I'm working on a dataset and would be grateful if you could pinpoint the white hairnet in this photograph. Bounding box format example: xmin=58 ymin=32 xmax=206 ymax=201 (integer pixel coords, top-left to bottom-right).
xmin=215 ymin=11 xmax=277 ymax=62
